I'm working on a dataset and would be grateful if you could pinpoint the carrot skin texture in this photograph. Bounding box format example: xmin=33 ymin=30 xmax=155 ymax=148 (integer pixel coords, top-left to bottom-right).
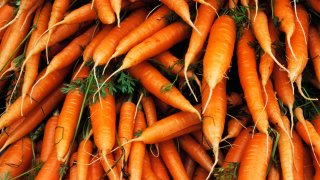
xmin=94 ymin=0 xmax=115 ymax=24
xmin=100 ymin=153 xmax=120 ymax=180
xmin=40 ymin=114 xmax=59 ymax=162
xmin=142 ymin=151 xmax=157 ymax=180
xmin=77 ymin=139 xmax=93 ymax=180
xmin=150 ymin=155 xmax=170 ymax=180
xmin=292 ymin=131 xmax=304 ymax=180
xmin=184 ymin=155 xmax=196 ymax=178
xmin=35 ymin=150 xmax=62 ymax=180
xmin=193 ymin=166 xmax=209 ymax=180
xmin=87 ymin=156 xmax=104 ymax=180
xmin=0 ymin=5 xmax=14 ymax=40
xmin=308 ymin=25 xmax=320 ymax=82
xmin=159 ymin=140 xmax=189 ymax=180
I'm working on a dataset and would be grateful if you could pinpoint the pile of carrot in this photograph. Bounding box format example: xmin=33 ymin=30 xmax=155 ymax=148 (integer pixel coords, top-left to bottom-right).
xmin=0 ymin=0 xmax=318 ymax=179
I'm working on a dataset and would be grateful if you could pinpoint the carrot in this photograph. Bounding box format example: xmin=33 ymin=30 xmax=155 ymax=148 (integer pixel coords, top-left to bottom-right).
xmin=159 ymin=139 xmax=189 ymax=180
xmin=94 ymin=0 xmax=115 ymax=24
xmin=112 ymin=6 xmax=171 ymax=59
xmin=101 ymin=21 xmax=191 ymax=90
xmin=191 ymin=130 xmax=211 ymax=150
xmin=259 ymin=19 xmax=279 ymax=87
xmin=221 ymin=117 xmax=248 ymax=141
xmin=312 ymin=115 xmax=320 ymax=134
xmin=222 ymin=127 xmax=253 ymax=168
xmin=250 ymin=10 xmax=289 ymax=75
xmin=277 ymin=116 xmax=294 ymax=180
xmin=0 ymin=86 xmax=65 ymax=151
xmin=302 ymin=145 xmax=315 ymax=180
xmin=40 ymin=114 xmax=59 ymax=162
xmin=116 ymin=100 xmax=135 ymax=174
xmin=93 ymin=8 xmax=148 ymax=66
xmin=237 ymin=28 xmax=269 ymax=134
xmin=55 ymin=66 xmax=89 ymax=161
xmin=35 ymin=150 xmax=62 ymax=180
xmin=77 ymin=139 xmax=93 ymax=180
xmin=184 ymin=0 xmax=222 ymax=95
xmin=238 ymin=133 xmax=273 ymax=180
xmin=83 ymin=25 xmax=114 ymax=62
xmin=184 ymin=155 xmax=196 ymax=178
xmin=193 ymin=166 xmax=209 ymax=180
xmin=292 ymin=130 xmax=304 ymax=180
xmin=150 ymin=154 xmax=170 ymax=180
xmin=69 ymin=152 xmax=78 ymax=180
xmin=201 ymin=15 xmax=235 ymax=110
xmin=87 ymin=156 xmax=104 ymax=180
xmin=0 ymin=118 xmax=24 ymax=148
xmin=159 ymin=124 xmax=202 ymax=142
xmin=308 ymin=24 xmax=320 ymax=82
xmin=100 ymin=153 xmax=120 ymax=180
xmin=160 ymin=0 xmax=199 ymax=33
xmin=128 ymin=110 xmax=147 ymax=180
xmin=0 ymin=137 xmax=32 ymax=179
xmin=307 ymin=0 xmax=320 ymax=13
xmin=141 ymin=96 xmax=157 ymax=126
xmin=286 ymin=5 xmax=309 ymax=83
xmin=274 ymin=0 xmax=296 ymax=60
xmin=179 ymin=134 xmax=213 ymax=172
xmin=0 ymin=5 xmax=14 ymax=40
xmin=267 ymin=163 xmax=281 ymax=180
xmin=110 ymin=0 xmax=121 ymax=26
xmin=132 ymin=62 xmax=199 ymax=115
xmin=21 ymin=2 xmax=52 ymax=116
xmin=142 ymin=150 xmax=157 ymax=180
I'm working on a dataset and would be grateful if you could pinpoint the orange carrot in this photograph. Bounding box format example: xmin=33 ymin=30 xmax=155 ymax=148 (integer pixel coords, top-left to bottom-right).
xmin=128 ymin=110 xmax=147 ymax=180
xmin=128 ymin=62 xmax=199 ymax=118
xmin=142 ymin=150 xmax=157 ymax=180
xmin=0 ymin=137 xmax=32 ymax=179
xmin=94 ymin=0 xmax=115 ymax=24
xmin=184 ymin=155 xmax=196 ymax=178
xmin=179 ymin=134 xmax=213 ymax=172
xmin=222 ymin=127 xmax=253 ymax=168
xmin=150 ymin=154 xmax=170 ymax=180
xmin=267 ymin=163 xmax=281 ymax=180
xmin=302 ymin=145 xmax=315 ymax=180
xmin=308 ymin=24 xmax=320 ymax=82
xmin=55 ymin=66 xmax=89 ymax=161
xmin=307 ymin=0 xmax=320 ymax=13
xmin=77 ymin=139 xmax=93 ymax=180
xmin=202 ymin=15 xmax=236 ymax=109
xmin=110 ymin=0 xmax=121 ymax=26
xmin=238 ymin=133 xmax=273 ymax=179
xmin=112 ymin=5 xmax=171 ymax=58
xmin=69 ymin=152 xmax=78 ymax=180
xmin=40 ymin=114 xmax=59 ymax=162
xmin=87 ymin=156 xmax=104 ymax=180
xmin=237 ymin=28 xmax=269 ymax=134
xmin=0 ymin=118 xmax=24 ymax=148
xmin=292 ymin=130 xmax=304 ymax=179
xmin=312 ymin=115 xmax=320 ymax=134
xmin=159 ymin=124 xmax=202 ymax=142
xmin=191 ymin=130 xmax=211 ymax=150
xmin=0 ymin=5 xmax=14 ymax=40
xmin=35 ymin=150 xmax=62 ymax=180
xmin=0 ymin=86 xmax=65 ymax=151
xmin=193 ymin=166 xmax=209 ymax=180
xmin=222 ymin=117 xmax=248 ymax=141
xmin=159 ymin=139 xmax=189 ymax=179
xmin=141 ymin=96 xmax=157 ymax=126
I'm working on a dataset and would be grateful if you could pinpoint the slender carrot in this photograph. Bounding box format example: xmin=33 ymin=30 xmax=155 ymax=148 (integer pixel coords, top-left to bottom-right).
xmin=237 ymin=28 xmax=269 ymax=134
xmin=141 ymin=96 xmax=157 ymax=126
xmin=302 ymin=144 xmax=315 ymax=180
xmin=184 ymin=155 xmax=196 ymax=178
xmin=0 ymin=5 xmax=14 ymax=40
xmin=128 ymin=62 xmax=200 ymax=118
xmin=159 ymin=139 xmax=189 ymax=180
xmin=100 ymin=153 xmax=120 ymax=180
xmin=222 ymin=127 xmax=253 ymax=168
xmin=87 ymin=156 xmax=104 ymax=180
xmin=202 ymin=15 xmax=236 ymax=110
xmin=238 ymin=133 xmax=273 ymax=180
xmin=77 ymin=139 xmax=93 ymax=180
xmin=0 ymin=118 xmax=24 ymax=148
xmin=179 ymin=134 xmax=213 ymax=172
xmin=128 ymin=110 xmax=147 ymax=180
xmin=292 ymin=131 xmax=304 ymax=180
xmin=308 ymin=24 xmax=320 ymax=82
xmin=150 ymin=154 xmax=170 ymax=180
xmin=94 ymin=0 xmax=115 ymax=24
xmin=0 ymin=137 xmax=32 ymax=179
xmin=0 ymin=86 xmax=65 ymax=151
xmin=221 ymin=117 xmax=248 ymax=141
xmin=112 ymin=5 xmax=171 ymax=58
xmin=35 ymin=150 xmax=62 ymax=180
xmin=40 ymin=114 xmax=59 ymax=162
xmin=142 ymin=150 xmax=157 ymax=180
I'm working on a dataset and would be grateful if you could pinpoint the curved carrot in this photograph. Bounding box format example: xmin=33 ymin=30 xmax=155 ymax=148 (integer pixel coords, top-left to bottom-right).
xmin=237 ymin=28 xmax=269 ymax=134
xmin=238 ymin=133 xmax=273 ymax=180
xmin=69 ymin=152 xmax=78 ymax=180
xmin=141 ymin=96 xmax=157 ymax=126
xmin=77 ymin=139 xmax=93 ymax=180
xmin=94 ymin=0 xmax=115 ymax=24
xmin=308 ymin=25 xmax=320 ymax=82
xmin=150 ymin=154 xmax=170 ymax=180
xmin=202 ymin=15 xmax=236 ymax=110
xmin=40 ymin=114 xmax=59 ymax=162
xmin=35 ymin=150 xmax=62 ymax=180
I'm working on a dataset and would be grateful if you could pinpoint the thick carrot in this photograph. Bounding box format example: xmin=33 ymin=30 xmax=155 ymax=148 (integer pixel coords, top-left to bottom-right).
xmin=93 ymin=9 xmax=148 ymax=66
xmin=128 ymin=62 xmax=199 ymax=118
xmin=21 ymin=2 xmax=52 ymax=106
xmin=201 ymin=15 xmax=236 ymax=108
xmin=128 ymin=110 xmax=147 ymax=180
xmin=179 ymin=134 xmax=213 ymax=172
xmin=77 ymin=139 xmax=93 ymax=180
xmin=193 ymin=166 xmax=209 ymax=180
xmin=150 ymin=154 xmax=170 ymax=180
xmin=0 ymin=137 xmax=32 ymax=179
xmin=142 ymin=150 xmax=157 ymax=180
xmin=94 ymin=0 xmax=115 ymax=24
xmin=87 ymin=156 xmax=104 ymax=180
xmin=202 ymin=78 xmax=227 ymax=176
xmin=286 ymin=5 xmax=309 ymax=82
xmin=112 ymin=5 xmax=171 ymax=58
xmin=308 ymin=25 xmax=320 ymax=82
xmin=222 ymin=127 xmax=253 ymax=168
xmin=35 ymin=150 xmax=62 ymax=180
xmin=141 ymin=96 xmax=157 ymax=126
xmin=238 ymin=133 xmax=273 ymax=180
xmin=222 ymin=117 xmax=248 ymax=141
xmin=0 ymin=86 xmax=65 ymax=151
xmin=184 ymin=155 xmax=196 ymax=178
xmin=55 ymin=66 xmax=89 ymax=161
xmin=259 ymin=19 xmax=279 ymax=87
xmin=292 ymin=131 xmax=304 ymax=180
xmin=0 ymin=5 xmax=14 ymax=40
xmin=40 ymin=114 xmax=59 ymax=162
xmin=160 ymin=0 xmax=199 ymax=33
xmin=237 ymin=28 xmax=269 ymax=134
xmin=274 ymin=0 xmax=296 ymax=60
xmin=159 ymin=139 xmax=189 ymax=180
